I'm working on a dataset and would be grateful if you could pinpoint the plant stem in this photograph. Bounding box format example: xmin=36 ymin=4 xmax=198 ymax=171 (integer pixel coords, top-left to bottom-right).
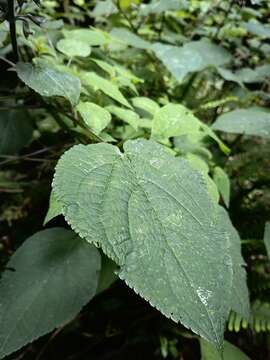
xmin=7 ymin=0 xmax=19 ymax=62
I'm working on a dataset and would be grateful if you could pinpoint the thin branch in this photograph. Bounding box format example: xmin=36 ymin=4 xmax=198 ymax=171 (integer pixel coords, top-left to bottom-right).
xmin=0 ymin=55 xmax=15 ymax=67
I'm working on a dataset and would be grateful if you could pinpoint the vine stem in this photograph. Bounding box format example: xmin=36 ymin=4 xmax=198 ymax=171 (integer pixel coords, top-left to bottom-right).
xmin=7 ymin=0 xmax=19 ymax=62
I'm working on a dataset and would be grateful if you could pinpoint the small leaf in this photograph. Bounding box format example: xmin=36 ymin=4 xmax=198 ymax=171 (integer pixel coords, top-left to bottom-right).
xmin=62 ymin=28 xmax=109 ymax=46
xmin=82 ymin=72 xmax=131 ymax=108
xmin=0 ymin=110 xmax=33 ymax=155
xmin=53 ymin=139 xmax=233 ymax=348
xmin=16 ymin=62 xmax=81 ymax=106
xmin=106 ymin=105 xmax=139 ymax=130
xmin=132 ymin=97 xmax=160 ymax=117
xmin=110 ymin=28 xmax=151 ymax=49
xmin=212 ymin=107 xmax=270 ymax=139
xmin=77 ymin=102 xmax=111 ymax=135
xmin=0 ymin=228 xmax=101 ymax=359
xmin=213 ymin=167 xmax=230 ymax=208
xmin=92 ymin=0 xmax=118 ymax=17
xmin=44 ymin=191 xmax=63 ymax=225
xmin=151 ymin=103 xmax=201 ymax=142
xmin=242 ymin=20 xmax=270 ymax=37
xmin=57 ymin=38 xmax=91 ymax=58
xmin=152 ymin=40 xmax=231 ymax=82
xmin=263 ymin=222 xmax=270 ymax=260
xmin=97 ymin=254 xmax=118 ymax=294
xmin=218 ymin=207 xmax=250 ymax=318
xmin=200 ymin=339 xmax=250 ymax=360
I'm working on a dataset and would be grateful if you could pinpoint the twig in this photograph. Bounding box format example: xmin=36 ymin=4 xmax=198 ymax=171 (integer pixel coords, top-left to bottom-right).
xmin=0 ymin=55 xmax=15 ymax=67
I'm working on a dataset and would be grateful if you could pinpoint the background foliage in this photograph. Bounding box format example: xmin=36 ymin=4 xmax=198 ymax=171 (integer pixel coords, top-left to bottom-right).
xmin=0 ymin=0 xmax=270 ymax=359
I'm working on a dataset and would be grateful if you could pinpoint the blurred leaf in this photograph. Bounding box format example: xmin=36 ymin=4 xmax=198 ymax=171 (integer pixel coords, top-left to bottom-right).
xmin=77 ymin=102 xmax=111 ymax=135
xmin=132 ymin=96 xmax=160 ymax=117
xmin=0 ymin=110 xmax=33 ymax=155
xmin=83 ymin=72 xmax=131 ymax=108
xmin=119 ymin=0 xmax=141 ymax=9
xmin=152 ymin=40 xmax=231 ymax=81
xmin=242 ymin=20 xmax=270 ymax=37
xmin=151 ymin=103 xmax=201 ymax=142
xmin=62 ymin=28 xmax=109 ymax=46
xmin=56 ymin=38 xmax=91 ymax=58
xmin=219 ymin=207 xmax=250 ymax=318
xmin=0 ymin=228 xmax=101 ymax=359
xmin=212 ymin=107 xmax=270 ymax=139
xmin=111 ymin=27 xmax=151 ymax=49
xmin=263 ymin=222 xmax=270 ymax=259
xmin=213 ymin=167 xmax=230 ymax=208
xmin=106 ymin=105 xmax=139 ymax=130
xmin=97 ymin=254 xmax=118 ymax=294
xmin=200 ymin=339 xmax=250 ymax=360
xmin=92 ymin=0 xmax=118 ymax=17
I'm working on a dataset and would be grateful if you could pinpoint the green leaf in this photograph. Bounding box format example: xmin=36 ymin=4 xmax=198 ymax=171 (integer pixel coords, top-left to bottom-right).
xmin=139 ymin=0 xmax=188 ymax=16
xmin=16 ymin=62 xmax=81 ymax=106
xmin=263 ymin=222 xmax=270 ymax=259
xmin=92 ymin=0 xmax=118 ymax=17
xmin=212 ymin=107 xmax=270 ymax=139
xmin=183 ymin=154 xmax=219 ymax=204
xmin=56 ymin=38 xmax=91 ymax=58
xmin=0 ymin=110 xmax=33 ymax=155
xmin=213 ymin=167 xmax=230 ymax=208
xmin=218 ymin=65 xmax=270 ymax=85
xmin=152 ymin=40 xmax=231 ymax=82
xmin=0 ymin=228 xmax=101 ymax=359
xmin=53 ymin=139 xmax=233 ymax=348
xmin=151 ymin=103 xmax=226 ymax=151
xmin=200 ymin=339 xmax=250 ymax=360
xmin=76 ymin=102 xmax=111 ymax=135
xmin=218 ymin=207 xmax=250 ymax=318
xmin=82 ymin=72 xmax=131 ymax=108
xmin=110 ymin=28 xmax=151 ymax=49
xmin=97 ymin=254 xmax=118 ymax=294
xmin=106 ymin=105 xmax=139 ymax=130
xmin=151 ymin=103 xmax=201 ymax=142
xmin=242 ymin=20 xmax=270 ymax=37
xmin=62 ymin=28 xmax=109 ymax=46
xmin=132 ymin=97 xmax=160 ymax=117
xmin=44 ymin=191 xmax=63 ymax=225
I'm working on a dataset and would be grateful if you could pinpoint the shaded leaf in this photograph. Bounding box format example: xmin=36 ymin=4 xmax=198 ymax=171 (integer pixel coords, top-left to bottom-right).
xmin=77 ymin=102 xmax=111 ymax=135
xmin=152 ymin=40 xmax=231 ymax=81
xmin=0 ymin=110 xmax=33 ymax=155
xmin=16 ymin=62 xmax=81 ymax=106
xmin=200 ymin=339 xmax=250 ymax=360
xmin=263 ymin=222 xmax=270 ymax=259
xmin=0 ymin=228 xmax=101 ymax=359
xmin=57 ymin=38 xmax=91 ymax=58
xmin=219 ymin=207 xmax=250 ymax=318
xmin=106 ymin=105 xmax=139 ymax=130
xmin=212 ymin=107 xmax=270 ymax=139
xmin=82 ymin=72 xmax=131 ymax=108
xmin=111 ymin=27 xmax=151 ymax=49
xmin=213 ymin=167 xmax=230 ymax=208
xmin=242 ymin=20 xmax=270 ymax=37
xmin=62 ymin=28 xmax=109 ymax=46
xmin=132 ymin=96 xmax=160 ymax=117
